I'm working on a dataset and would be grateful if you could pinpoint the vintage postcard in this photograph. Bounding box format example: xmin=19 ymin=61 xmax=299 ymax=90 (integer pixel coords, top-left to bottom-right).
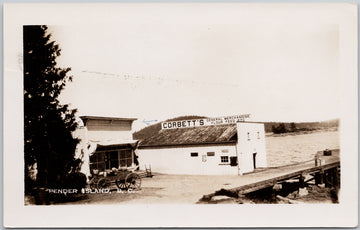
xmin=3 ymin=2 xmax=358 ymax=228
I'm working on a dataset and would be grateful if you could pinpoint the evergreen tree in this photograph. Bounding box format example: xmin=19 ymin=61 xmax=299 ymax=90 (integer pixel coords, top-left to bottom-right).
xmin=272 ymin=123 xmax=287 ymax=134
xmin=278 ymin=123 xmax=287 ymax=133
xmin=24 ymin=25 xmax=79 ymax=191
xmin=271 ymin=125 xmax=277 ymax=134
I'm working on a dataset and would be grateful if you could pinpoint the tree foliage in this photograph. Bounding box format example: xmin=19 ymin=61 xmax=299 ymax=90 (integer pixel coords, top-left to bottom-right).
xmin=271 ymin=123 xmax=287 ymax=134
xmin=290 ymin=122 xmax=297 ymax=132
xmin=24 ymin=25 xmax=79 ymax=190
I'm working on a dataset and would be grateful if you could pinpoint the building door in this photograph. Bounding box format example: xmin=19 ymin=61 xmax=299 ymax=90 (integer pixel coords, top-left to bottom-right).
xmin=108 ymin=151 xmax=119 ymax=169
xmin=253 ymin=152 xmax=257 ymax=169
xmin=230 ymin=156 xmax=238 ymax=166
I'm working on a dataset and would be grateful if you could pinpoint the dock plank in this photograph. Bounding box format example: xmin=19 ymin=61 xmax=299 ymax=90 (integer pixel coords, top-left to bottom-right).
xmin=205 ymin=150 xmax=340 ymax=197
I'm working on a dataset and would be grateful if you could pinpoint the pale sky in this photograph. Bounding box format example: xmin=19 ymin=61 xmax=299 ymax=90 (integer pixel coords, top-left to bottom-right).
xmin=52 ymin=22 xmax=340 ymax=131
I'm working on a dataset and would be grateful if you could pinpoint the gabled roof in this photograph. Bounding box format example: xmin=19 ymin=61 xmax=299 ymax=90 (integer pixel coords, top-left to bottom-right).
xmin=139 ymin=124 xmax=238 ymax=147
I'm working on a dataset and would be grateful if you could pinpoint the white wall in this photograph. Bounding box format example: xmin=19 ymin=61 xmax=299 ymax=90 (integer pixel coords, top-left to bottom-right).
xmin=137 ymin=123 xmax=268 ymax=175
xmin=137 ymin=144 xmax=239 ymax=175
xmin=73 ymin=126 xmax=92 ymax=178
xmin=86 ymin=119 xmax=134 ymax=141
xmin=73 ymin=118 xmax=135 ymax=179
xmin=236 ymin=123 xmax=267 ymax=174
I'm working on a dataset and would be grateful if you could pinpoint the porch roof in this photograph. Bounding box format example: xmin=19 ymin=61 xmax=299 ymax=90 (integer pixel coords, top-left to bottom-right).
xmin=89 ymin=139 xmax=139 ymax=153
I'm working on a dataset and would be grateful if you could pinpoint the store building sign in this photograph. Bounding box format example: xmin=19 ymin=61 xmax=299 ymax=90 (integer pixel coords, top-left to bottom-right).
xmin=161 ymin=114 xmax=251 ymax=130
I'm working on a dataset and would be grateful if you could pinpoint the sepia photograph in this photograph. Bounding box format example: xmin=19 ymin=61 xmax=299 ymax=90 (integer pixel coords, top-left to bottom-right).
xmin=3 ymin=2 xmax=358 ymax=228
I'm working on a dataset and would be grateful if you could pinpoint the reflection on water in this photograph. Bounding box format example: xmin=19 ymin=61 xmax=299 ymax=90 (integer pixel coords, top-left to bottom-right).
xmin=266 ymin=131 xmax=339 ymax=167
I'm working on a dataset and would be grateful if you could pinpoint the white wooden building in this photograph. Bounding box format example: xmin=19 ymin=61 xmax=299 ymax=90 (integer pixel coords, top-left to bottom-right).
xmin=74 ymin=116 xmax=138 ymax=178
xmin=137 ymin=122 xmax=267 ymax=175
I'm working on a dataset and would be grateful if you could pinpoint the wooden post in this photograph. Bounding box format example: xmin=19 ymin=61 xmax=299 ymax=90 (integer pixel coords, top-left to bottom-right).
xmin=324 ymin=170 xmax=330 ymax=188
xmin=320 ymin=170 xmax=324 ymax=184
xmin=299 ymin=174 xmax=305 ymax=188
xmin=271 ymin=184 xmax=278 ymax=201
xmin=333 ymin=167 xmax=339 ymax=187
xmin=315 ymin=169 xmax=325 ymax=186
xmin=315 ymin=172 xmax=322 ymax=185
xmin=329 ymin=169 xmax=334 ymax=187
xmin=118 ymin=150 xmax=121 ymax=168
xmin=131 ymin=149 xmax=134 ymax=167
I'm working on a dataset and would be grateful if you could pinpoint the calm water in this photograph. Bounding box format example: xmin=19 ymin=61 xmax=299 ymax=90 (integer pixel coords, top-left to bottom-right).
xmin=266 ymin=131 xmax=340 ymax=167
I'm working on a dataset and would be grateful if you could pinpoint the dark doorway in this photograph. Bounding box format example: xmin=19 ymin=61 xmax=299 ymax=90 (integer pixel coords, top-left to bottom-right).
xmin=253 ymin=153 xmax=257 ymax=169
xmin=230 ymin=156 xmax=238 ymax=166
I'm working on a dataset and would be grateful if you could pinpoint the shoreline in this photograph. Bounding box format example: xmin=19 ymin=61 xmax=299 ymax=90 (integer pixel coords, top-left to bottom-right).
xmin=266 ymin=128 xmax=338 ymax=138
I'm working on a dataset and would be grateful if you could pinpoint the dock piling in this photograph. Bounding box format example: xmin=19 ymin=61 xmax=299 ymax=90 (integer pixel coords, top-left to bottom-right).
xmin=299 ymin=174 xmax=305 ymax=188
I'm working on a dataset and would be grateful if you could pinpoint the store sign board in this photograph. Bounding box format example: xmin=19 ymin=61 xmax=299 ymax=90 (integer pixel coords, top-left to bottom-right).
xmin=161 ymin=114 xmax=251 ymax=130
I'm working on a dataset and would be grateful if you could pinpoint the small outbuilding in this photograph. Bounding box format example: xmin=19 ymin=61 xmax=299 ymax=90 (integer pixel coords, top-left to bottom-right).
xmin=74 ymin=116 xmax=138 ymax=178
xmin=137 ymin=122 xmax=267 ymax=175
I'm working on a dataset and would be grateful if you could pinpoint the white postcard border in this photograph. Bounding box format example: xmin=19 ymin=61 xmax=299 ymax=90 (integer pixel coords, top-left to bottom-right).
xmin=3 ymin=3 xmax=358 ymax=228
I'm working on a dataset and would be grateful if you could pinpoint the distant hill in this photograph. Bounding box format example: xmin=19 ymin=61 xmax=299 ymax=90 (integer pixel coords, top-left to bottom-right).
xmin=133 ymin=116 xmax=339 ymax=141
xmin=263 ymin=119 xmax=339 ymax=133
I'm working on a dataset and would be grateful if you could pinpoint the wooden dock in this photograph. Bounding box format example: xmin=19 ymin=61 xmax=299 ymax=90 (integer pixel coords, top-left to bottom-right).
xmin=202 ymin=149 xmax=340 ymax=200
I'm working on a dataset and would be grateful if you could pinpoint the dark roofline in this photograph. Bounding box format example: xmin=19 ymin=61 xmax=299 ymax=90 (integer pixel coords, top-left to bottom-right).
xmin=239 ymin=121 xmax=265 ymax=124
xmin=80 ymin=116 xmax=137 ymax=122
xmin=139 ymin=140 xmax=237 ymax=149
xmin=80 ymin=116 xmax=137 ymax=126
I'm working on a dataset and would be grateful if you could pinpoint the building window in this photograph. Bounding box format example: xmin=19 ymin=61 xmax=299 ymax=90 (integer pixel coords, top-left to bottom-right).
xmin=247 ymin=132 xmax=251 ymax=141
xmin=119 ymin=149 xmax=133 ymax=168
xmin=207 ymin=152 xmax=215 ymax=156
xmin=109 ymin=150 xmax=120 ymax=169
xmin=90 ymin=151 xmax=106 ymax=172
xmin=257 ymin=131 xmax=260 ymax=139
xmin=191 ymin=152 xmax=198 ymax=157
xmin=221 ymin=156 xmax=229 ymax=163
xmin=90 ymin=149 xmax=133 ymax=172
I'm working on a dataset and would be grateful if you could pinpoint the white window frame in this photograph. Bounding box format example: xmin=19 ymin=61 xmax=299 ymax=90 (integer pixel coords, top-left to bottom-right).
xmin=220 ymin=156 xmax=229 ymax=163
